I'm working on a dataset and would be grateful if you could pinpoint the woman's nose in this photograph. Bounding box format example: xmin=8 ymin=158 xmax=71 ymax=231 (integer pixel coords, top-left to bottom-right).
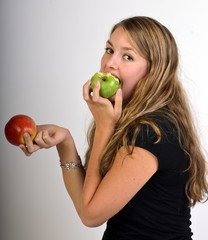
xmin=106 ymin=54 xmax=119 ymax=70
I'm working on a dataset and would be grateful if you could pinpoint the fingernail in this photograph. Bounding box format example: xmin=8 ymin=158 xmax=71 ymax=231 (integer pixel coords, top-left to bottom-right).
xmin=117 ymin=88 xmax=122 ymax=95
xmin=24 ymin=133 xmax=29 ymax=138
xmin=96 ymin=81 xmax=100 ymax=87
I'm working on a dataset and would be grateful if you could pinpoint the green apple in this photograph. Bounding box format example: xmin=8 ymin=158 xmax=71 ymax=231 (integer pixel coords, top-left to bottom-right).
xmin=90 ymin=72 xmax=120 ymax=98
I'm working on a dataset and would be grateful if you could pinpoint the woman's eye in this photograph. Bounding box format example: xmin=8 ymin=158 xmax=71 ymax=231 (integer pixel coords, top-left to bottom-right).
xmin=105 ymin=47 xmax=113 ymax=54
xmin=123 ymin=55 xmax=133 ymax=61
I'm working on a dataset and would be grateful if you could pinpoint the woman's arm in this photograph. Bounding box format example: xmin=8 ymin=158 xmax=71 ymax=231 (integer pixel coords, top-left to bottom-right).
xmin=56 ymin=130 xmax=86 ymax=218
xmin=77 ymin=81 xmax=158 ymax=227
xmin=20 ymin=125 xmax=86 ymax=218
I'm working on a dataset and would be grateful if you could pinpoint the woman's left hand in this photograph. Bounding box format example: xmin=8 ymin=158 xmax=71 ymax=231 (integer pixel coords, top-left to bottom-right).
xmin=83 ymin=80 xmax=122 ymax=130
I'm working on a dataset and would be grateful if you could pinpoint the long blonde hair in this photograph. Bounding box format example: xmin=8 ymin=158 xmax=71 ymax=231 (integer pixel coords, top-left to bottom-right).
xmin=84 ymin=16 xmax=208 ymax=206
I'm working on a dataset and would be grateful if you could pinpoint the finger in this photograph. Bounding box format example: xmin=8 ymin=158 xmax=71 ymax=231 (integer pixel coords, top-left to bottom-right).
xmin=19 ymin=144 xmax=32 ymax=157
xmin=34 ymin=131 xmax=48 ymax=148
xmin=114 ymin=88 xmax=123 ymax=117
xmin=35 ymin=130 xmax=56 ymax=148
xmin=92 ymin=81 xmax=101 ymax=102
xmin=24 ymin=132 xmax=35 ymax=153
xmin=41 ymin=130 xmax=55 ymax=148
xmin=19 ymin=143 xmax=40 ymax=156
xmin=83 ymin=80 xmax=92 ymax=102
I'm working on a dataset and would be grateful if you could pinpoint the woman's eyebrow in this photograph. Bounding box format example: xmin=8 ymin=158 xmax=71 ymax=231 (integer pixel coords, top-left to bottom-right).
xmin=106 ymin=40 xmax=113 ymax=46
xmin=122 ymin=47 xmax=137 ymax=54
xmin=106 ymin=40 xmax=137 ymax=54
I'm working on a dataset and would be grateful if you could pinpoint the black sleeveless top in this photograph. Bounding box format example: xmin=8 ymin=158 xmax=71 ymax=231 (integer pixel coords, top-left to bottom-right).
xmin=102 ymin=120 xmax=193 ymax=240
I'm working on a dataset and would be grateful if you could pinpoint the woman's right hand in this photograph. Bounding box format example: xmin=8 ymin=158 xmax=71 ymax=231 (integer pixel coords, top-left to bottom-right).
xmin=19 ymin=124 xmax=70 ymax=156
xmin=83 ymin=80 xmax=122 ymax=130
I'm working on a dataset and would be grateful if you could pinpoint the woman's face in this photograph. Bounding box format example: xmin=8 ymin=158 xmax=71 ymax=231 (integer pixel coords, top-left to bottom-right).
xmin=101 ymin=27 xmax=148 ymax=103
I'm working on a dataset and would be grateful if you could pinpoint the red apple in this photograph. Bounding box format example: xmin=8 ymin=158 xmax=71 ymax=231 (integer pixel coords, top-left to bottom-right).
xmin=4 ymin=114 xmax=37 ymax=146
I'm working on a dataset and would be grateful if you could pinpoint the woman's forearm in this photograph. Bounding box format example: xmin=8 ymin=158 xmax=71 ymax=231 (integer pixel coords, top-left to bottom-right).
xmin=81 ymin=126 xmax=114 ymax=225
xmin=56 ymin=130 xmax=86 ymax=218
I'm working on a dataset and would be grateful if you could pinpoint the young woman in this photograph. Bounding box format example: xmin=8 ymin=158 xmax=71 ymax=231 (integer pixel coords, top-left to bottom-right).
xmin=20 ymin=16 xmax=208 ymax=239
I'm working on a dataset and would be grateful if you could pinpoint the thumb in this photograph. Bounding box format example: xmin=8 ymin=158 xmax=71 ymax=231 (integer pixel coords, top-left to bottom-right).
xmin=114 ymin=88 xmax=122 ymax=118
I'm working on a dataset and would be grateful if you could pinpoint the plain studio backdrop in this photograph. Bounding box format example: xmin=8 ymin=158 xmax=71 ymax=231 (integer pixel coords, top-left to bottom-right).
xmin=0 ymin=0 xmax=208 ymax=239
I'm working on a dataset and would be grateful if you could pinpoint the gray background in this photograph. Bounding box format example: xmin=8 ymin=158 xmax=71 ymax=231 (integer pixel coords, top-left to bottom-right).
xmin=1 ymin=0 xmax=208 ymax=239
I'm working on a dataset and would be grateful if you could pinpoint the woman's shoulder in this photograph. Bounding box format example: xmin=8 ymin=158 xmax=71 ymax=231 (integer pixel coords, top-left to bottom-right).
xmin=131 ymin=117 xmax=179 ymax=147
xmin=132 ymin=117 xmax=186 ymax=171
xmin=154 ymin=117 xmax=179 ymax=142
